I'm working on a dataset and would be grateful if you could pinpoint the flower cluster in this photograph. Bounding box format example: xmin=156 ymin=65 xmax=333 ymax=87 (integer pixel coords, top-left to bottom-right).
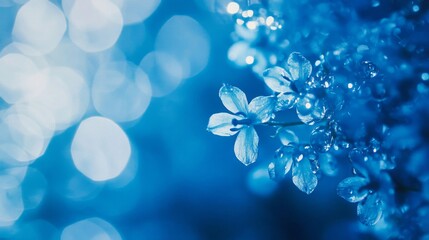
xmin=208 ymin=1 xmax=429 ymax=238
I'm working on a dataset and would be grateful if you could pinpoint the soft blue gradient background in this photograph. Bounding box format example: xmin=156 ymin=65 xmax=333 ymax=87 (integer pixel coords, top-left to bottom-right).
xmin=0 ymin=0 xmax=362 ymax=239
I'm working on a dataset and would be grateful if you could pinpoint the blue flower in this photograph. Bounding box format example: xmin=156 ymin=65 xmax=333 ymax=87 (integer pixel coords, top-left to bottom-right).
xmin=269 ymin=144 xmax=319 ymax=194
xmin=207 ymin=84 xmax=275 ymax=165
xmin=263 ymin=52 xmax=327 ymax=125
xmin=337 ymin=161 xmax=394 ymax=226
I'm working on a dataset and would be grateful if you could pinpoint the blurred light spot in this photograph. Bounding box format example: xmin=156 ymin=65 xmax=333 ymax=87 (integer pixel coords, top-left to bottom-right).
xmin=155 ymin=15 xmax=210 ymax=79
xmin=21 ymin=167 xmax=47 ymax=210
xmin=305 ymin=102 xmax=312 ymax=109
xmin=112 ymin=0 xmax=160 ymax=25
xmin=266 ymin=16 xmax=274 ymax=26
xmin=64 ymin=174 xmax=103 ymax=201
xmin=0 ymin=53 xmax=46 ymax=104
xmin=61 ymin=218 xmax=122 ymax=240
xmin=7 ymin=103 xmax=56 ymax=140
xmin=92 ymin=61 xmax=152 ymax=122
xmin=315 ymin=60 xmax=321 ymax=66
xmin=412 ymin=5 xmax=419 ymax=12
xmin=193 ymin=0 xmax=230 ymax=14
xmin=0 ymin=0 xmax=14 ymax=7
xmin=421 ymin=73 xmax=429 ymax=81
xmin=68 ymin=0 xmax=123 ymax=52
xmin=139 ymin=51 xmax=183 ymax=97
xmin=246 ymin=20 xmax=257 ymax=30
xmin=12 ymin=0 xmax=66 ymax=55
xmin=0 ymin=184 xmax=23 ymax=226
xmin=247 ymin=166 xmax=277 ymax=196
xmin=12 ymin=220 xmax=58 ymax=240
xmin=347 ymin=83 xmax=353 ymax=89
xmin=226 ymin=2 xmax=239 ymax=14
xmin=71 ymin=117 xmax=131 ymax=182
xmin=45 ymin=37 xmax=91 ymax=75
xmin=0 ymin=111 xmax=49 ymax=162
xmin=29 ymin=67 xmax=89 ymax=131
xmin=0 ymin=166 xmax=27 ymax=189
xmin=245 ymin=55 xmax=254 ymax=65
xmin=228 ymin=42 xmax=256 ymax=67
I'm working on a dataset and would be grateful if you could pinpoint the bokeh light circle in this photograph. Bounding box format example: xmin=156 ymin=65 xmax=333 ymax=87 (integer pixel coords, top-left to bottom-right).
xmin=68 ymin=0 xmax=123 ymax=52
xmin=71 ymin=116 xmax=131 ymax=182
xmin=61 ymin=217 xmax=122 ymax=240
xmin=12 ymin=0 xmax=66 ymax=55
xmin=92 ymin=61 xmax=152 ymax=122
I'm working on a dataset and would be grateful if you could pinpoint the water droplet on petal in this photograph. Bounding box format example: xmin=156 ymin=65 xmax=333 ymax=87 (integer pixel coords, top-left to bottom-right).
xmin=296 ymin=94 xmax=326 ymax=125
xmin=337 ymin=176 xmax=369 ymax=203
xmin=310 ymin=126 xmax=333 ymax=152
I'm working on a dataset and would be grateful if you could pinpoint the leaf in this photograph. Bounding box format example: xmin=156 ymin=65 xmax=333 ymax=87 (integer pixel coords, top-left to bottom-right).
xmin=357 ymin=193 xmax=383 ymax=226
xmin=262 ymin=67 xmax=294 ymax=93
xmin=292 ymin=158 xmax=318 ymax=194
xmin=234 ymin=127 xmax=258 ymax=166
xmin=287 ymin=52 xmax=312 ymax=82
xmin=219 ymin=84 xmax=249 ymax=114
xmin=207 ymin=113 xmax=243 ymax=136
xmin=337 ymin=176 xmax=369 ymax=203
xmin=248 ymin=96 xmax=276 ymax=123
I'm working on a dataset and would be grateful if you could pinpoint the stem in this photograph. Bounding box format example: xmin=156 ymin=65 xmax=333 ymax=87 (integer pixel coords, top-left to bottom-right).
xmin=262 ymin=121 xmax=305 ymax=127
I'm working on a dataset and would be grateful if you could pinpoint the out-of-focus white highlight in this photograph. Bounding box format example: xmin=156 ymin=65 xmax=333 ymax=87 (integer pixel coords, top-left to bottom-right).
xmin=112 ymin=0 xmax=160 ymax=25
xmin=0 ymin=109 xmax=50 ymax=162
xmin=0 ymin=182 xmax=24 ymax=226
xmin=68 ymin=0 xmax=123 ymax=52
xmin=12 ymin=0 xmax=66 ymax=55
xmin=71 ymin=117 xmax=131 ymax=182
xmin=155 ymin=15 xmax=210 ymax=79
xmin=139 ymin=51 xmax=183 ymax=97
xmin=61 ymin=217 xmax=122 ymax=240
xmin=92 ymin=61 xmax=152 ymax=122
xmin=247 ymin=166 xmax=277 ymax=196
xmin=0 ymin=53 xmax=46 ymax=104
xmin=29 ymin=67 xmax=90 ymax=131
xmin=226 ymin=2 xmax=239 ymax=14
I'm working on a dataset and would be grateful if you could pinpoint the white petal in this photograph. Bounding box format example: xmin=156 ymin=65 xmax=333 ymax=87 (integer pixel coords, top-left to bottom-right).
xmin=207 ymin=113 xmax=242 ymax=136
xmin=219 ymin=84 xmax=248 ymax=114
xmin=292 ymin=158 xmax=318 ymax=194
xmin=287 ymin=52 xmax=312 ymax=82
xmin=234 ymin=127 xmax=258 ymax=165
xmin=248 ymin=96 xmax=275 ymax=123
xmin=357 ymin=193 xmax=383 ymax=226
xmin=263 ymin=67 xmax=293 ymax=93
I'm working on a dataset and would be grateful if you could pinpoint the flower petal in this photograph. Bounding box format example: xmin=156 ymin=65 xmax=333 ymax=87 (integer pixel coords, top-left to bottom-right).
xmin=207 ymin=113 xmax=242 ymax=136
xmin=337 ymin=176 xmax=369 ymax=203
xmin=263 ymin=67 xmax=294 ymax=93
xmin=248 ymin=96 xmax=276 ymax=123
xmin=219 ymin=84 xmax=249 ymax=114
xmin=357 ymin=193 xmax=383 ymax=226
xmin=292 ymin=157 xmax=318 ymax=194
xmin=268 ymin=145 xmax=294 ymax=180
xmin=287 ymin=52 xmax=312 ymax=82
xmin=234 ymin=127 xmax=258 ymax=165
